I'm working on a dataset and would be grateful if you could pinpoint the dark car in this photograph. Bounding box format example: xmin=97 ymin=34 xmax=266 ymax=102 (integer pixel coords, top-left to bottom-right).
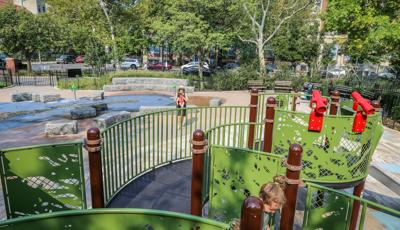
xmin=182 ymin=66 xmax=212 ymax=76
xmin=147 ymin=61 xmax=173 ymax=70
xmin=224 ymin=63 xmax=240 ymax=69
xmin=56 ymin=55 xmax=75 ymax=64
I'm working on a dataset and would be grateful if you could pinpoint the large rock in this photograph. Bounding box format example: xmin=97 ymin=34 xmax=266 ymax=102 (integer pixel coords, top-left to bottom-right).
xmin=209 ymin=98 xmax=222 ymax=107
xmin=94 ymin=111 xmax=131 ymax=129
xmin=41 ymin=93 xmax=61 ymax=103
xmin=88 ymin=102 xmax=108 ymax=112
xmin=11 ymin=93 xmax=32 ymax=102
xmin=70 ymin=107 xmax=97 ymax=119
xmin=90 ymin=92 xmax=104 ymax=100
xmin=45 ymin=120 xmax=78 ymax=135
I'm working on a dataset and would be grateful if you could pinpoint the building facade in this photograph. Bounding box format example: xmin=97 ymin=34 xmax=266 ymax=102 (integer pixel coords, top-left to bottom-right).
xmin=12 ymin=0 xmax=46 ymax=14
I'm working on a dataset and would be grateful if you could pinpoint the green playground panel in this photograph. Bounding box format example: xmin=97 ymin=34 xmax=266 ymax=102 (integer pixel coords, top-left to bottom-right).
xmin=303 ymin=183 xmax=400 ymax=230
xmin=0 ymin=209 xmax=229 ymax=230
xmin=271 ymin=110 xmax=383 ymax=183
xmin=0 ymin=142 xmax=86 ymax=219
xmin=207 ymin=145 xmax=284 ymax=223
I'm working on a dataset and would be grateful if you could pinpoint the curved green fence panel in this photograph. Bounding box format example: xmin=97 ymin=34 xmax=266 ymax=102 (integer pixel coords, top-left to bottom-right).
xmin=0 ymin=142 xmax=86 ymax=219
xmin=303 ymin=183 xmax=400 ymax=230
xmin=100 ymin=106 xmax=250 ymax=205
xmin=207 ymin=145 xmax=284 ymax=222
xmin=272 ymin=110 xmax=383 ymax=183
xmin=0 ymin=209 xmax=229 ymax=230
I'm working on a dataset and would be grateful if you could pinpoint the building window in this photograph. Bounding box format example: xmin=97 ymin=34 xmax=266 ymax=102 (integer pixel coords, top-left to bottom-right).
xmin=42 ymin=6 xmax=46 ymax=12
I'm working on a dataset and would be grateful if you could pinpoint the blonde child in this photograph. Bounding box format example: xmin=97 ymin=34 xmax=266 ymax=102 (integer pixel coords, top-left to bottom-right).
xmin=259 ymin=175 xmax=287 ymax=230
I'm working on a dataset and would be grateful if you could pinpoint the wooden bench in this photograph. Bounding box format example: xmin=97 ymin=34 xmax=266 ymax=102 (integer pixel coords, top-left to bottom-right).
xmin=274 ymin=80 xmax=292 ymax=93
xmin=334 ymin=85 xmax=353 ymax=98
xmin=247 ymin=80 xmax=265 ymax=91
xmin=359 ymin=89 xmax=376 ymax=100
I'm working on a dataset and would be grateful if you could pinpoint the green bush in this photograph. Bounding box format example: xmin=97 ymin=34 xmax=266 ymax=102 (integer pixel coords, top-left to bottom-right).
xmin=57 ymin=76 xmax=111 ymax=90
xmin=391 ymin=106 xmax=400 ymax=120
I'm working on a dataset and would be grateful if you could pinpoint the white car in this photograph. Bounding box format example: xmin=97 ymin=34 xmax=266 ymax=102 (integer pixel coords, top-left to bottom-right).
xmin=180 ymin=61 xmax=209 ymax=70
xmin=121 ymin=58 xmax=141 ymax=69
xmin=327 ymin=68 xmax=346 ymax=77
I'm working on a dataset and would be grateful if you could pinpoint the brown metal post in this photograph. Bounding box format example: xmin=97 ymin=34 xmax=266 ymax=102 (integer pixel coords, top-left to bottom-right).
xmin=280 ymin=144 xmax=303 ymax=230
xmin=248 ymin=88 xmax=259 ymax=149
xmin=349 ymin=180 xmax=366 ymax=230
xmin=191 ymin=129 xmax=206 ymax=216
xmin=263 ymin=97 xmax=276 ymax=152
xmin=329 ymin=90 xmax=340 ymax=115
xmin=240 ymin=196 xmax=264 ymax=230
xmin=86 ymin=127 xmax=104 ymax=208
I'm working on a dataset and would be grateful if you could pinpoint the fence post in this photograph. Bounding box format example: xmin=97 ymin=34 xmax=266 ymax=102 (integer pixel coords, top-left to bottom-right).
xmin=86 ymin=127 xmax=104 ymax=208
xmin=240 ymin=196 xmax=264 ymax=230
xmin=329 ymin=90 xmax=340 ymax=115
xmin=263 ymin=97 xmax=276 ymax=152
xmin=191 ymin=129 xmax=206 ymax=216
xmin=349 ymin=179 xmax=366 ymax=230
xmin=280 ymin=144 xmax=303 ymax=230
xmin=248 ymin=88 xmax=259 ymax=149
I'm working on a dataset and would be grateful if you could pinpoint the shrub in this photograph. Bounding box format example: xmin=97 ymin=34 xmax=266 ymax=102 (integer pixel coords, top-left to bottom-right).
xmin=113 ymin=70 xmax=182 ymax=79
xmin=57 ymin=76 xmax=111 ymax=90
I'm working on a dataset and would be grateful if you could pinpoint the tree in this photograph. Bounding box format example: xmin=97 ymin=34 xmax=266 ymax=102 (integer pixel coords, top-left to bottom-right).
xmin=238 ymin=0 xmax=313 ymax=75
xmin=323 ymin=0 xmax=400 ymax=71
xmin=0 ymin=5 xmax=63 ymax=72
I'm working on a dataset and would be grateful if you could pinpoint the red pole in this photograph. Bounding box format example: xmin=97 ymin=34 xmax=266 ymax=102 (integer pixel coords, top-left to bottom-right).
xmin=263 ymin=97 xmax=276 ymax=152
xmin=240 ymin=196 xmax=264 ymax=230
xmin=86 ymin=127 xmax=104 ymax=208
xmin=329 ymin=90 xmax=340 ymax=115
xmin=248 ymin=88 xmax=259 ymax=149
xmin=280 ymin=144 xmax=303 ymax=230
xmin=349 ymin=180 xmax=366 ymax=230
xmin=191 ymin=129 xmax=206 ymax=216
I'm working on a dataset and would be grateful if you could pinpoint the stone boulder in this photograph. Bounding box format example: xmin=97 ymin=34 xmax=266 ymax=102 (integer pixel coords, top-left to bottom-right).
xmin=70 ymin=107 xmax=97 ymax=120
xmin=41 ymin=93 xmax=61 ymax=103
xmin=89 ymin=102 xmax=108 ymax=112
xmin=11 ymin=92 xmax=32 ymax=102
xmin=209 ymin=98 xmax=222 ymax=107
xmin=45 ymin=120 xmax=78 ymax=135
xmin=94 ymin=111 xmax=131 ymax=129
xmin=90 ymin=92 xmax=104 ymax=100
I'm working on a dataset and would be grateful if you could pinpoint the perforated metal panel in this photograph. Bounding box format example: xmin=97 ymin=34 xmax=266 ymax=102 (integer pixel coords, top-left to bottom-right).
xmin=0 ymin=142 xmax=86 ymax=219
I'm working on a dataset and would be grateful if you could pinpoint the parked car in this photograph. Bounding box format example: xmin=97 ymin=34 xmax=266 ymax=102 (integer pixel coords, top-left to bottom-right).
xmin=266 ymin=63 xmax=277 ymax=73
xmin=147 ymin=61 xmax=173 ymax=70
xmin=121 ymin=58 xmax=141 ymax=69
xmin=182 ymin=66 xmax=212 ymax=76
xmin=327 ymin=67 xmax=346 ymax=77
xmin=224 ymin=63 xmax=240 ymax=69
xmin=56 ymin=55 xmax=75 ymax=64
xmin=181 ymin=61 xmax=209 ymax=70
xmin=75 ymin=55 xmax=85 ymax=64
xmin=378 ymin=68 xmax=396 ymax=79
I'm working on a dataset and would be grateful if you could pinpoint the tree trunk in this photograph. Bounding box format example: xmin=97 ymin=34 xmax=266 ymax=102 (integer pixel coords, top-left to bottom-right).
xmin=27 ymin=58 xmax=32 ymax=73
xmin=198 ymin=50 xmax=204 ymax=90
xmin=257 ymin=41 xmax=266 ymax=76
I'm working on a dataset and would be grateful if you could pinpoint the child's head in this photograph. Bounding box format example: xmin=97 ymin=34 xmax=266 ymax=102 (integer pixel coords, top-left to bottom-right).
xmin=259 ymin=176 xmax=287 ymax=213
xmin=178 ymin=87 xmax=185 ymax=95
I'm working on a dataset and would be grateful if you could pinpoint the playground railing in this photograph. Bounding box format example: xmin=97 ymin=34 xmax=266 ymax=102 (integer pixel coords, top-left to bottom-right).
xmin=303 ymin=182 xmax=400 ymax=230
xmin=0 ymin=141 xmax=86 ymax=219
xmin=0 ymin=208 xmax=229 ymax=229
xmin=100 ymin=106 xmax=250 ymax=205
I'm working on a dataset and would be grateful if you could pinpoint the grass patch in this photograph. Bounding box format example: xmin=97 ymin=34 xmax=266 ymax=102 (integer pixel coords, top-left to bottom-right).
xmin=57 ymin=76 xmax=111 ymax=90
